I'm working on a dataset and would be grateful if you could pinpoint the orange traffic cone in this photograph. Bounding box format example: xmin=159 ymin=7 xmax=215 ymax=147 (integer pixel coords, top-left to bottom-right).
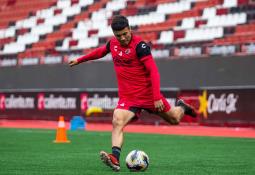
xmin=53 ymin=116 xmax=70 ymax=143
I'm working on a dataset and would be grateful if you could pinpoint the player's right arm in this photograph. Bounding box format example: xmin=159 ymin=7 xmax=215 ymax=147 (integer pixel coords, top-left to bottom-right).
xmin=69 ymin=42 xmax=110 ymax=67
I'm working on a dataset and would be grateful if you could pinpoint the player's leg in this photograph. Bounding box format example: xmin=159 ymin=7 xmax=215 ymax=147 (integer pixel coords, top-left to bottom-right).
xmin=111 ymin=109 xmax=135 ymax=147
xmin=176 ymin=99 xmax=197 ymax=117
xmin=157 ymin=98 xmax=197 ymax=125
xmin=158 ymin=105 xmax=184 ymax=125
xmin=100 ymin=108 xmax=135 ymax=171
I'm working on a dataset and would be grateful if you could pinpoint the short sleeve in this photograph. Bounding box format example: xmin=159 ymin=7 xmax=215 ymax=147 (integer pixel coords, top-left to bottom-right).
xmin=106 ymin=41 xmax=110 ymax=53
xmin=136 ymin=41 xmax=151 ymax=59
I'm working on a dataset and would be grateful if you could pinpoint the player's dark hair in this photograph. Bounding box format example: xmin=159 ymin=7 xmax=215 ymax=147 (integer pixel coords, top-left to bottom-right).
xmin=111 ymin=15 xmax=129 ymax=31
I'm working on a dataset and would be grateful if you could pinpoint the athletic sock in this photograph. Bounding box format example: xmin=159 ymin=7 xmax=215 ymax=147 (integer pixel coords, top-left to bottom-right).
xmin=112 ymin=146 xmax=121 ymax=161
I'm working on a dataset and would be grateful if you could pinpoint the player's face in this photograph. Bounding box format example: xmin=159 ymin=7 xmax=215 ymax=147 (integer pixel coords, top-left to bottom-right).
xmin=113 ymin=27 xmax=132 ymax=46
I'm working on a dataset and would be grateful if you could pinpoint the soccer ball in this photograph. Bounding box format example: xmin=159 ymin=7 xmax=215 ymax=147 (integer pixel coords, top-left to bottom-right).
xmin=125 ymin=150 xmax=149 ymax=171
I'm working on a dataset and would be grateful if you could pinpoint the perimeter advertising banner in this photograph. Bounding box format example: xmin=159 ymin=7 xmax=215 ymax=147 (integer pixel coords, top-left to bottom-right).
xmin=0 ymin=90 xmax=178 ymax=123
xmin=0 ymin=89 xmax=255 ymax=126
xmin=197 ymin=89 xmax=255 ymax=126
xmin=0 ymin=92 xmax=80 ymax=120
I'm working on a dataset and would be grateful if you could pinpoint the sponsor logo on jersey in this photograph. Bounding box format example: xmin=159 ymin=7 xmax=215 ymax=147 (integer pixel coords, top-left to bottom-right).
xmin=125 ymin=49 xmax=130 ymax=54
xmin=119 ymin=103 xmax=125 ymax=107
xmin=113 ymin=56 xmax=132 ymax=66
xmin=141 ymin=43 xmax=146 ymax=48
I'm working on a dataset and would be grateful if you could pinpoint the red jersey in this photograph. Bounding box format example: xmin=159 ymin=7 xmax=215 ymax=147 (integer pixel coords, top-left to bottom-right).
xmin=77 ymin=34 xmax=162 ymax=108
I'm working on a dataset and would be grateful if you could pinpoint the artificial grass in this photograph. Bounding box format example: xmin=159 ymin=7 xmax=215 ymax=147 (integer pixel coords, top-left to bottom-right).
xmin=0 ymin=128 xmax=254 ymax=175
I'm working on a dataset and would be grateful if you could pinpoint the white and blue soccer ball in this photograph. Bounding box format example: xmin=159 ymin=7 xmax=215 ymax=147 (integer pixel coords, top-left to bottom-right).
xmin=125 ymin=150 xmax=149 ymax=171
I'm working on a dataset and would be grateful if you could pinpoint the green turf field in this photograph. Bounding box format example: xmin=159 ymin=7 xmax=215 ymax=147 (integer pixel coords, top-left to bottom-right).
xmin=0 ymin=128 xmax=254 ymax=175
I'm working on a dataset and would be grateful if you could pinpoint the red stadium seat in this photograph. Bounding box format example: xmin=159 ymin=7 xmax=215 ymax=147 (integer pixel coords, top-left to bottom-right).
xmin=0 ymin=0 xmax=254 ymax=58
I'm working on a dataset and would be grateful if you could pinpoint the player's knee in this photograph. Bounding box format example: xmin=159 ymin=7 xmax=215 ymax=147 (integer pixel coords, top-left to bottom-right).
xmin=112 ymin=114 xmax=125 ymax=128
xmin=169 ymin=117 xmax=180 ymax=125
xmin=162 ymin=110 xmax=180 ymax=125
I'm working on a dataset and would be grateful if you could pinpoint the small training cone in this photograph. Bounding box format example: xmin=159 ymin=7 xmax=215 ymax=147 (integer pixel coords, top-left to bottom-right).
xmin=53 ymin=116 xmax=70 ymax=143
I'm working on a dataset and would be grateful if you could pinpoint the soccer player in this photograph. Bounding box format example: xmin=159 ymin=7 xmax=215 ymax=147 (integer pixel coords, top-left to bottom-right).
xmin=69 ymin=15 xmax=197 ymax=171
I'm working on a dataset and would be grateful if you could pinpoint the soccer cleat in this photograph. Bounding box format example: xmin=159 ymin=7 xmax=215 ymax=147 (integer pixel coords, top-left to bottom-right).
xmin=100 ymin=151 xmax=120 ymax=171
xmin=177 ymin=99 xmax=197 ymax=118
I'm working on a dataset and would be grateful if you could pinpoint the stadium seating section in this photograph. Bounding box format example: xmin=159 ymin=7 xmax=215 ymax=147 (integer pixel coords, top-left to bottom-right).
xmin=0 ymin=0 xmax=254 ymax=65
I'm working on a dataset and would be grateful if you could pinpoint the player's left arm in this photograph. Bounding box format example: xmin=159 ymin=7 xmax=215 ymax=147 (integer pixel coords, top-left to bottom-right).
xmin=136 ymin=42 xmax=164 ymax=111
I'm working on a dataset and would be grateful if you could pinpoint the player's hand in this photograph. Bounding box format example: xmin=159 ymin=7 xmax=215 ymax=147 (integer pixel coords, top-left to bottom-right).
xmin=154 ymin=99 xmax=164 ymax=112
xmin=69 ymin=60 xmax=79 ymax=67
